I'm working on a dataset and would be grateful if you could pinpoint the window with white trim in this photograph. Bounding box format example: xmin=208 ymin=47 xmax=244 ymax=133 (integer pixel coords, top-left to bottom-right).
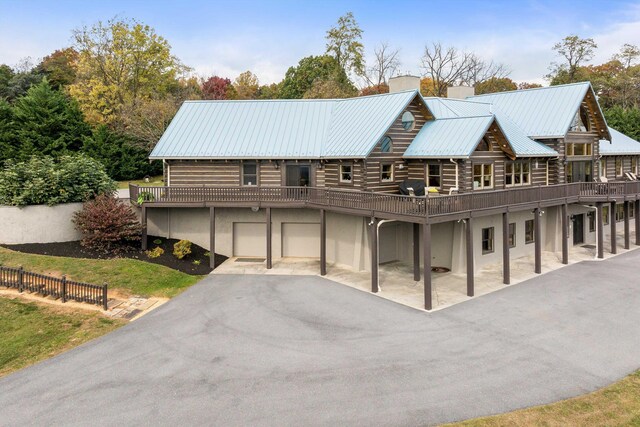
xmin=242 ymin=163 xmax=257 ymax=186
xmin=505 ymin=161 xmax=530 ymax=186
xmin=473 ymin=163 xmax=493 ymax=189
xmin=340 ymin=164 xmax=353 ymax=183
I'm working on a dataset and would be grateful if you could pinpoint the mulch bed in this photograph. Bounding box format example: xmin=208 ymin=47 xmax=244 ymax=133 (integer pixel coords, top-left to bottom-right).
xmin=1 ymin=236 xmax=227 ymax=276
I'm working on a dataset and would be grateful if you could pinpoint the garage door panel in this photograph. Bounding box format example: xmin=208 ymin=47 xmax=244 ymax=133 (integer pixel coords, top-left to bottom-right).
xmin=282 ymin=223 xmax=320 ymax=257
xmin=233 ymin=223 xmax=266 ymax=257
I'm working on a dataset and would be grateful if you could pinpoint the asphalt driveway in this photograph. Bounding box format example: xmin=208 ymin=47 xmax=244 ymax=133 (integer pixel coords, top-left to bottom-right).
xmin=2 ymin=250 xmax=640 ymax=426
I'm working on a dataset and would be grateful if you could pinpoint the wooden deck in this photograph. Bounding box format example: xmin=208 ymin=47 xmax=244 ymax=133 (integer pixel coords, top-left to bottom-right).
xmin=130 ymin=182 xmax=640 ymax=223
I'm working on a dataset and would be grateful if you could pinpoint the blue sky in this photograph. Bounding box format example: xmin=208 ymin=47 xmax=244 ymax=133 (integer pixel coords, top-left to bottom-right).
xmin=1 ymin=0 xmax=639 ymax=85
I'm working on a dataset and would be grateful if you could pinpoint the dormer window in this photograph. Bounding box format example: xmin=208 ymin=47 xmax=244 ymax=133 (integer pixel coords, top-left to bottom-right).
xmin=380 ymin=136 xmax=392 ymax=152
xmin=401 ymin=111 xmax=415 ymax=131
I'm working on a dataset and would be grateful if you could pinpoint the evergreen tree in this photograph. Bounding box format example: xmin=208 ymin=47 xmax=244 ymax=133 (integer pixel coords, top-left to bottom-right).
xmin=0 ymin=99 xmax=17 ymax=163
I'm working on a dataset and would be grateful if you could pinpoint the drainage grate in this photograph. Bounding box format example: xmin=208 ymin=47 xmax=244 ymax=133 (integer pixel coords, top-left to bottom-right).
xmin=235 ymin=257 xmax=266 ymax=263
xmin=582 ymin=244 xmax=596 ymax=249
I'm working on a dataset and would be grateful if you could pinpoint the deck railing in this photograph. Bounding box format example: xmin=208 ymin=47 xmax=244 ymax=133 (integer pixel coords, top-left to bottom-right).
xmin=130 ymin=181 xmax=640 ymax=219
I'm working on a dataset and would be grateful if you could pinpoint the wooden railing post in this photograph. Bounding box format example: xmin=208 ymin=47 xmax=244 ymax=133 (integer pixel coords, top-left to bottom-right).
xmin=61 ymin=275 xmax=67 ymax=303
xmin=103 ymin=283 xmax=108 ymax=311
xmin=18 ymin=266 xmax=24 ymax=293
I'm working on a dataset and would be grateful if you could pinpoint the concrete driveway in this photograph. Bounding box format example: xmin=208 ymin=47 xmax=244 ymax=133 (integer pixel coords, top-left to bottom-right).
xmin=2 ymin=250 xmax=640 ymax=426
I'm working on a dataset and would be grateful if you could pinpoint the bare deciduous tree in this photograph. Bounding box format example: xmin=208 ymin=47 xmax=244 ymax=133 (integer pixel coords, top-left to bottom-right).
xmin=365 ymin=42 xmax=400 ymax=86
xmin=419 ymin=42 xmax=510 ymax=96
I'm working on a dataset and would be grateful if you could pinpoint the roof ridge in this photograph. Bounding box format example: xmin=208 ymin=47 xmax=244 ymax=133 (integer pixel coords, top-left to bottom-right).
xmin=470 ymin=81 xmax=591 ymax=98
xmin=183 ymin=89 xmax=419 ymax=104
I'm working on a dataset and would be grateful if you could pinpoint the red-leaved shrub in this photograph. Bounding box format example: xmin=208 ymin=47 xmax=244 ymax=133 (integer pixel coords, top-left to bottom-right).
xmin=73 ymin=193 xmax=142 ymax=254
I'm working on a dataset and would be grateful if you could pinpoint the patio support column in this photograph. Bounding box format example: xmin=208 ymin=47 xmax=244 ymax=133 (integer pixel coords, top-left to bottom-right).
xmin=423 ymin=222 xmax=432 ymax=310
xmin=502 ymin=212 xmax=510 ymax=285
xmin=320 ymin=209 xmax=326 ymax=276
xmin=636 ymin=199 xmax=640 ymax=245
xmin=413 ymin=223 xmax=420 ymax=282
xmin=610 ymin=201 xmax=617 ymax=254
xmin=596 ymin=202 xmax=604 ymax=259
xmin=561 ymin=204 xmax=569 ymax=265
xmin=466 ymin=217 xmax=474 ymax=297
xmin=209 ymin=207 xmax=215 ymax=269
xmin=266 ymin=207 xmax=272 ymax=269
xmin=534 ymin=208 xmax=541 ymax=274
xmin=141 ymin=206 xmax=147 ymax=251
xmin=624 ymin=201 xmax=630 ymax=250
xmin=370 ymin=217 xmax=379 ymax=293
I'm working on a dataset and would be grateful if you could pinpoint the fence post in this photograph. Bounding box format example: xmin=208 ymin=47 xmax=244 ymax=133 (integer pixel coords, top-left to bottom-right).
xmin=18 ymin=266 xmax=24 ymax=292
xmin=61 ymin=275 xmax=67 ymax=303
xmin=102 ymin=283 xmax=108 ymax=311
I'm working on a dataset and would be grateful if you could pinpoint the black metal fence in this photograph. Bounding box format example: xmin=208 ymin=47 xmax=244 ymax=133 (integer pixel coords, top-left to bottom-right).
xmin=0 ymin=266 xmax=108 ymax=310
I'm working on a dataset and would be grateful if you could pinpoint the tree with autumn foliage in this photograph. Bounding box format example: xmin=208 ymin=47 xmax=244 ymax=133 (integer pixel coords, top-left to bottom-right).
xmin=474 ymin=77 xmax=517 ymax=95
xmin=36 ymin=48 xmax=78 ymax=89
xmin=201 ymin=76 xmax=232 ymax=100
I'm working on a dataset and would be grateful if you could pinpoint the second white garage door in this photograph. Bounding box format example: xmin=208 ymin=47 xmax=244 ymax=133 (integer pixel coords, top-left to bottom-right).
xmin=233 ymin=222 xmax=266 ymax=257
xmin=281 ymin=223 xmax=320 ymax=257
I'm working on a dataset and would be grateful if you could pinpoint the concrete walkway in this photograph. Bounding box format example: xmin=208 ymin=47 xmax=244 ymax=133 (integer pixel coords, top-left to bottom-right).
xmin=2 ymin=251 xmax=640 ymax=426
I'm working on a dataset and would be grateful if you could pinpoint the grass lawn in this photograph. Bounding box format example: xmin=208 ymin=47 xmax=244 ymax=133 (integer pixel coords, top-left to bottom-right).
xmin=0 ymin=247 xmax=203 ymax=298
xmin=0 ymin=297 xmax=125 ymax=377
xmin=449 ymin=370 xmax=640 ymax=426
xmin=118 ymin=175 xmax=164 ymax=189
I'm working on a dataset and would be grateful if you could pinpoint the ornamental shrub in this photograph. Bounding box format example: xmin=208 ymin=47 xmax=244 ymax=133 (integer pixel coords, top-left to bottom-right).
xmin=145 ymin=246 xmax=164 ymax=259
xmin=0 ymin=154 xmax=116 ymax=206
xmin=173 ymin=240 xmax=192 ymax=260
xmin=72 ymin=193 xmax=142 ymax=254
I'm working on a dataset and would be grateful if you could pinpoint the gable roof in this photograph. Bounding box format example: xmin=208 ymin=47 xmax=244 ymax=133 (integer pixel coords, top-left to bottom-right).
xmin=150 ymin=90 xmax=421 ymax=160
xmin=422 ymin=97 xmax=557 ymax=158
xmin=600 ymin=128 xmax=640 ymax=155
xmin=468 ymin=82 xmax=604 ymax=139
xmin=404 ymin=116 xmax=495 ymax=158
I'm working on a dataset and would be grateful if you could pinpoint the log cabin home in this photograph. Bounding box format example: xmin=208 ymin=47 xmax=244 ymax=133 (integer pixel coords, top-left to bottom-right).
xmin=132 ymin=76 xmax=640 ymax=310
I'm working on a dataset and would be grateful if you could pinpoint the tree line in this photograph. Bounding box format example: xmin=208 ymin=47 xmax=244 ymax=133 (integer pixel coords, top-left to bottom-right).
xmin=1 ymin=14 xmax=639 ymax=181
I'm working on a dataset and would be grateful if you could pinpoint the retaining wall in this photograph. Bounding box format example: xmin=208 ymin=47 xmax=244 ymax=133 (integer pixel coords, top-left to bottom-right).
xmin=0 ymin=203 xmax=83 ymax=244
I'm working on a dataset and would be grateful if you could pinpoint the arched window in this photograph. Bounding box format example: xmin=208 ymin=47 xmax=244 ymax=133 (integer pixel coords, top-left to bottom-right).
xmin=401 ymin=111 xmax=415 ymax=131
xmin=380 ymin=136 xmax=392 ymax=152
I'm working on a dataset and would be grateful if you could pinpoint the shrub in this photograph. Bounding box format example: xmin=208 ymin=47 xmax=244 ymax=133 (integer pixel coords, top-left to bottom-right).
xmin=192 ymin=259 xmax=201 ymax=265
xmin=153 ymin=238 xmax=163 ymax=245
xmin=73 ymin=193 xmax=142 ymax=254
xmin=173 ymin=240 xmax=192 ymax=260
xmin=146 ymin=247 xmax=164 ymax=259
xmin=137 ymin=191 xmax=155 ymax=205
xmin=0 ymin=154 xmax=116 ymax=206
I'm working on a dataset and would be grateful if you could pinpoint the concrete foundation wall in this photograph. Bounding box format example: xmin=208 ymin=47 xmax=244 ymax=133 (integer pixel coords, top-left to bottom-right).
xmin=0 ymin=203 xmax=83 ymax=244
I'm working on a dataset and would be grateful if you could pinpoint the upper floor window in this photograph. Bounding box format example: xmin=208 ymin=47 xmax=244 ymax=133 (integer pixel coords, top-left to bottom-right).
xmin=616 ymin=158 xmax=623 ymax=176
xmin=380 ymin=163 xmax=394 ymax=182
xmin=505 ymin=161 xmax=530 ymax=186
xmin=566 ymin=143 xmax=592 ymax=156
xmin=401 ymin=111 xmax=415 ymax=131
xmin=380 ymin=136 xmax=392 ymax=153
xmin=476 ymin=136 xmax=493 ymax=152
xmin=632 ymin=157 xmax=638 ymax=174
xmin=427 ymin=164 xmax=441 ymax=188
xmin=600 ymin=159 xmax=607 ymax=177
xmin=242 ymin=163 xmax=257 ymax=186
xmin=570 ymin=106 xmax=591 ymax=132
xmin=340 ymin=164 xmax=353 ymax=183
xmin=473 ymin=163 xmax=493 ymax=190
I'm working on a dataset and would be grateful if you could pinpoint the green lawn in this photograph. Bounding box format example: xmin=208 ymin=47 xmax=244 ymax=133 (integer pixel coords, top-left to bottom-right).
xmin=118 ymin=175 xmax=164 ymax=189
xmin=448 ymin=370 xmax=640 ymax=426
xmin=0 ymin=247 xmax=203 ymax=298
xmin=0 ymin=297 xmax=125 ymax=377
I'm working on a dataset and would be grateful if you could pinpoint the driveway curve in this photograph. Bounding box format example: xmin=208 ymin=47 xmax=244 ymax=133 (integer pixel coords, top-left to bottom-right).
xmin=2 ymin=250 xmax=640 ymax=426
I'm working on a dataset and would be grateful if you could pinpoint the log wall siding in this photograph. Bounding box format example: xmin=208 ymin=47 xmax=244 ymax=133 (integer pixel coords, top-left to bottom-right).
xmin=323 ymin=161 xmax=365 ymax=189
xmin=260 ymin=164 xmax=282 ymax=187
xmin=364 ymin=99 xmax=431 ymax=193
xmin=316 ymin=166 xmax=326 ymax=187
xmin=601 ymin=155 xmax=640 ymax=180
xmin=168 ymin=161 xmax=241 ymax=186
xmin=466 ymin=123 xmax=508 ymax=192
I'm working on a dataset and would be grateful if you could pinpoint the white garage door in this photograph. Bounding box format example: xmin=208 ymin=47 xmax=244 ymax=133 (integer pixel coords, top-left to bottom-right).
xmin=233 ymin=222 xmax=266 ymax=257
xmin=281 ymin=223 xmax=320 ymax=257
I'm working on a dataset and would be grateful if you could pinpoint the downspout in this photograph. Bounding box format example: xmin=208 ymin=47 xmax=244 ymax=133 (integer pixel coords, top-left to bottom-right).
xmin=580 ymin=204 xmax=599 ymax=259
xmin=449 ymin=159 xmax=459 ymax=195
xmin=369 ymin=219 xmax=397 ymax=291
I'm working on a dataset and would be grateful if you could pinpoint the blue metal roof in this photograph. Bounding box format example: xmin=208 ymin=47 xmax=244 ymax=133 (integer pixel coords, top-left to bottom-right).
xmin=468 ymin=82 xmax=593 ymax=139
xmin=600 ymin=128 xmax=640 ymax=155
xmin=422 ymin=97 xmax=557 ymax=158
xmin=404 ymin=116 xmax=494 ymax=158
xmin=150 ymin=90 xmax=419 ymax=159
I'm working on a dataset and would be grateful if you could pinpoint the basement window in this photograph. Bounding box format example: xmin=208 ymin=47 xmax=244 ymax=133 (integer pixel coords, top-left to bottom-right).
xmin=508 ymin=223 xmax=516 ymax=248
xmin=340 ymin=164 xmax=353 ymax=183
xmin=482 ymin=227 xmax=495 ymax=254
xmin=380 ymin=163 xmax=394 ymax=182
xmin=525 ymin=219 xmax=535 ymax=244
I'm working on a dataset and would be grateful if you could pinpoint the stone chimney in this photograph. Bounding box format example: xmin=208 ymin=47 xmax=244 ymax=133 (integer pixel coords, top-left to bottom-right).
xmin=447 ymin=86 xmax=475 ymax=99
xmin=388 ymin=75 xmax=421 ymax=93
